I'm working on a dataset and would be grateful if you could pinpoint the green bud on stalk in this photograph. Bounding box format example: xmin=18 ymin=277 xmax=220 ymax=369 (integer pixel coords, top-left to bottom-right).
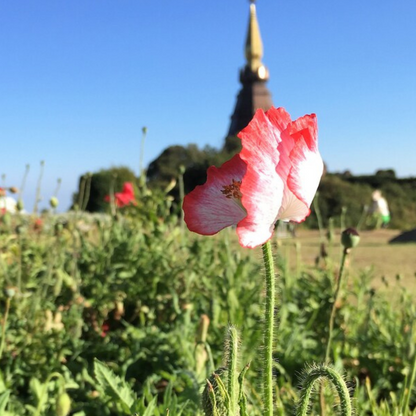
xmin=50 ymin=197 xmax=59 ymax=208
xmin=341 ymin=228 xmax=360 ymax=249
xmin=4 ymin=287 xmax=17 ymax=298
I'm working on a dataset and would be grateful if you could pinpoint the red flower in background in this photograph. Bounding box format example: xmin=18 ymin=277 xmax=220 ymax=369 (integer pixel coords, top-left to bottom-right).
xmin=183 ymin=107 xmax=324 ymax=248
xmin=105 ymin=182 xmax=136 ymax=207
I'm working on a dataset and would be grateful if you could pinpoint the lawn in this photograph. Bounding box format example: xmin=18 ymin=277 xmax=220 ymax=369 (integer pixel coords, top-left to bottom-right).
xmin=278 ymin=228 xmax=416 ymax=294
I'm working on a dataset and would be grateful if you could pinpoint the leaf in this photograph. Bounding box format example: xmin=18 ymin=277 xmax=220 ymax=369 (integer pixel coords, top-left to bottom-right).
xmin=29 ymin=378 xmax=43 ymax=401
xmin=0 ymin=390 xmax=10 ymax=413
xmin=94 ymin=359 xmax=135 ymax=413
xmin=142 ymin=396 xmax=158 ymax=416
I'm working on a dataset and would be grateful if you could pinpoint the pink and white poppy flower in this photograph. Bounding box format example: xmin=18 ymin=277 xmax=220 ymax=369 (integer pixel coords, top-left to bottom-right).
xmin=183 ymin=107 xmax=324 ymax=248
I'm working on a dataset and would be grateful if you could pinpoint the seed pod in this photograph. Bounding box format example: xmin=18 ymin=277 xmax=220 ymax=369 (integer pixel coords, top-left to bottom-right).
xmin=341 ymin=228 xmax=360 ymax=249
xmin=50 ymin=197 xmax=59 ymax=208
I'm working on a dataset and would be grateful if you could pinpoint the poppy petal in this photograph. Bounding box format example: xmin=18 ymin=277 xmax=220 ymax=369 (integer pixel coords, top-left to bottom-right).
xmin=237 ymin=108 xmax=292 ymax=248
xmin=183 ymin=154 xmax=247 ymax=236
xmin=285 ymin=114 xmax=323 ymax=218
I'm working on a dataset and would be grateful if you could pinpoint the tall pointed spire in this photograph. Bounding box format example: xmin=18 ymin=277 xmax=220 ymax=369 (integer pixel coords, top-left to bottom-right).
xmin=225 ymin=0 xmax=273 ymax=141
xmin=245 ymin=0 xmax=268 ymax=78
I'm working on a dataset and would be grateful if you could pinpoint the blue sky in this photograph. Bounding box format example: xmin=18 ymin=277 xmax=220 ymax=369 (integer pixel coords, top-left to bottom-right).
xmin=1 ymin=0 xmax=415 ymax=211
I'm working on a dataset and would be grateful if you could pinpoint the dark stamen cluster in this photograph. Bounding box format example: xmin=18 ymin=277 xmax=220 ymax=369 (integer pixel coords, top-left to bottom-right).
xmin=221 ymin=180 xmax=242 ymax=200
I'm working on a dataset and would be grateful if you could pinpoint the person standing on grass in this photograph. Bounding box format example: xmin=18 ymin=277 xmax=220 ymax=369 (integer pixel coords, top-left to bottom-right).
xmin=370 ymin=189 xmax=390 ymax=228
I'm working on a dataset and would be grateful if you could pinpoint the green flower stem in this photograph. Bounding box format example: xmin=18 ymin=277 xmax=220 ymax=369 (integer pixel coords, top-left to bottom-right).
xmin=320 ymin=247 xmax=349 ymax=416
xmin=227 ymin=326 xmax=239 ymax=416
xmin=33 ymin=160 xmax=45 ymax=215
xmin=0 ymin=297 xmax=11 ymax=360
xmin=262 ymin=240 xmax=276 ymax=416
xmin=297 ymin=365 xmax=352 ymax=416
xmin=325 ymin=248 xmax=348 ymax=364
xmin=403 ymin=348 xmax=416 ymax=416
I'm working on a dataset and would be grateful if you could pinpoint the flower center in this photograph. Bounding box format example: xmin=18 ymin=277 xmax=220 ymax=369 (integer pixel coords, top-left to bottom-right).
xmin=221 ymin=180 xmax=242 ymax=200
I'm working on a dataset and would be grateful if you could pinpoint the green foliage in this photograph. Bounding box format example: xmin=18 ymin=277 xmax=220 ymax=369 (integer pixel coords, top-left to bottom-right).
xmin=0 ymin=184 xmax=415 ymax=414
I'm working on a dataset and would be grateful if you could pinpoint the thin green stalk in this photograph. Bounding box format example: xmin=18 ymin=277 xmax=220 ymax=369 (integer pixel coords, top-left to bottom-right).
xmin=179 ymin=165 xmax=185 ymax=232
xmin=403 ymin=348 xmax=416 ymax=416
xmin=0 ymin=297 xmax=11 ymax=360
xmin=325 ymin=248 xmax=348 ymax=364
xmin=139 ymin=127 xmax=148 ymax=187
xmin=227 ymin=326 xmax=239 ymax=416
xmin=262 ymin=240 xmax=276 ymax=416
xmin=320 ymin=247 xmax=349 ymax=416
xmin=33 ymin=161 xmax=45 ymax=214
xmin=18 ymin=164 xmax=30 ymax=208
xmin=313 ymin=192 xmax=325 ymax=242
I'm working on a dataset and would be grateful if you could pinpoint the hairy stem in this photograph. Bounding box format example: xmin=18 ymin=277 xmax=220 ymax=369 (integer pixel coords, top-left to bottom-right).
xmin=297 ymin=365 xmax=352 ymax=416
xmin=262 ymin=240 xmax=276 ymax=416
xmin=325 ymin=248 xmax=348 ymax=363
xmin=227 ymin=326 xmax=239 ymax=415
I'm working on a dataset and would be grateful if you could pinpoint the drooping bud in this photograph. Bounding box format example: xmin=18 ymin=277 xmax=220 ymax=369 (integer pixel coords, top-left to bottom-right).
xmin=341 ymin=228 xmax=360 ymax=249
xmin=56 ymin=391 xmax=71 ymax=416
xmin=202 ymin=368 xmax=229 ymax=416
xmin=50 ymin=197 xmax=59 ymax=208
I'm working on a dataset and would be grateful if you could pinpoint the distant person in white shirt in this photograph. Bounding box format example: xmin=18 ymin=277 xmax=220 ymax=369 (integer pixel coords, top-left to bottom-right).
xmin=370 ymin=190 xmax=390 ymax=228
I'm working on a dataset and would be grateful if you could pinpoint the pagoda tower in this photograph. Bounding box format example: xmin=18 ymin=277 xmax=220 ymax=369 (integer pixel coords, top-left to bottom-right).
xmin=226 ymin=0 xmax=273 ymax=138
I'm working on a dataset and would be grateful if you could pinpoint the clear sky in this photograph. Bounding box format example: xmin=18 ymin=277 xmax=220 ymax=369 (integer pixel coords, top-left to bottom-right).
xmin=1 ymin=0 xmax=415 ymax=211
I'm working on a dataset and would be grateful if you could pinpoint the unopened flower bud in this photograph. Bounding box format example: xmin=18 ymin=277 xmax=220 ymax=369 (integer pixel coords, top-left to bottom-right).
xmin=197 ymin=314 xmax=210 ymax=343
xmin=56 ymin=391 xmax=71 ymax=416
xmin=4 ymin=286 xmax=17 ymax=298
xmin=179 ymin=165 xmax=186 ymax=175
xmin=164 ymin=178 xmax=177 ymax=194
xmin=50 ymin=197 xmax=59 ymax=208
xmin=142 ymin=126 xmax=148 ymax=135
xmin=8 ymin=187 xmax=18 ymax=194
xmin=202 ymin=368 xmax=228 ymax=416
xmin=341 ymin=228 xmax=360 ymax=249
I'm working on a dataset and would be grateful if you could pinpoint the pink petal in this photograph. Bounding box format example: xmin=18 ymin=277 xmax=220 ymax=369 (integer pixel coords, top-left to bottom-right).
xmin=236 ymin=108 xmax=292 ymax=248
xmin=279 ymin=114 xmax=323 ymax=221
xmin=183 ymin=154 xmax=247 ymax=236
